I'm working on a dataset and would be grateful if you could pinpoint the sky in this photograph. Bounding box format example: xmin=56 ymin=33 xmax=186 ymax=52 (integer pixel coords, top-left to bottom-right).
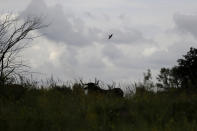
xmin=0 ymin=0 xmax=197 ymax=83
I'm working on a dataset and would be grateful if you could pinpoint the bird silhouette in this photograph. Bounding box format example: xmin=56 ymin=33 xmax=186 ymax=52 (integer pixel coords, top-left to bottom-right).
xmin=108 ymin=34 xmax=113 ymax=39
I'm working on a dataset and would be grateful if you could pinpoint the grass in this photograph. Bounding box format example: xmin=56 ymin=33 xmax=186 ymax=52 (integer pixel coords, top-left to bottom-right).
xmin=0 ymin=83 xmax=197 ymax=131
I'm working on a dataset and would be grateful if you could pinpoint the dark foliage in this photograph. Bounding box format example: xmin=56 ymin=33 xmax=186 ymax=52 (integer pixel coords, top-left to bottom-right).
xmin=157 ymin=47 xmax=197 ymax=89
xmin=176 ymin=47 xmax=197 ymax=88
xmin=1 ymin=83 xmax=197 ymax=130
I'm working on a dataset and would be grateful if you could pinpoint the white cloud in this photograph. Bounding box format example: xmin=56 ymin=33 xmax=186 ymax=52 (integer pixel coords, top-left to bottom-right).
xmin=142 ymin=47 xmax=158 ymax=57
xmin=22 ymin=32 xmax=66 ymax=68
xmin=1 ymin=0 xmax=197 ymax=83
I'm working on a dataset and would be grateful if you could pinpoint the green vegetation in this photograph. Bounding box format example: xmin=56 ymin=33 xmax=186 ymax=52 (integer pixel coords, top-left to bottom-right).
xmin=1 ymin=81 xmax=197 ymax=131
xmin=0 ymin=14 xmax=197 ymax=130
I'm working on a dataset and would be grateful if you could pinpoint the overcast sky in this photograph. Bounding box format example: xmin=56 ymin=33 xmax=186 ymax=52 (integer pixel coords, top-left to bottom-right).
xmin=0 ymin=0 xmax=197 ymax=83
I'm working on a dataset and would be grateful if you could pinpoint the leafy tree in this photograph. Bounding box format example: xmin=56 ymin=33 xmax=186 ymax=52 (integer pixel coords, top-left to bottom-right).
xmin=143 ymin=69 xmax=154 ymax=90
xmin=176 ymin=47 xmax=197 ymax=88
xmin=157 ymin=47 xmax=197 ymax=89
xmin=157 ymin=68 xmax=171 ymax=88
xmin=157 ymin=67 xmax=181 ymax=88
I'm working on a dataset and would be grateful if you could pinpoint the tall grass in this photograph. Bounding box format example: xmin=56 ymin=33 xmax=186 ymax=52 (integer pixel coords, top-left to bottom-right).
xmin=0 ymin=81 xmax=197 ymax=131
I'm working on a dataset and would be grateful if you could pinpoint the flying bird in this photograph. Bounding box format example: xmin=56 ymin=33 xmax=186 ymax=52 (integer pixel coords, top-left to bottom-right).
xmin=108 ymin=34 xmax=113 ymax=39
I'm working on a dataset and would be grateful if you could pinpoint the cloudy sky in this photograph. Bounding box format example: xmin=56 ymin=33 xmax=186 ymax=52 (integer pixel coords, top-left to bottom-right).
xmin=0 ymin=0 xmax=197 ymax=83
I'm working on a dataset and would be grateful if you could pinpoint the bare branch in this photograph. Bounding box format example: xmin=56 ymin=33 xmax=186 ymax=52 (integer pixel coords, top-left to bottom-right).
xmin=0 ymin=14 xmax=47 ymax=84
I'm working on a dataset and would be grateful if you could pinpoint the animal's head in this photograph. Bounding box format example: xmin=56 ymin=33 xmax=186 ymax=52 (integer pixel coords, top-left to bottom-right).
xmin=80 ymin=80 xmax=102 ymax=95
xmin=84 ymin=82 xmax=98 ymax=89
xmin=84 ymin=82 xmax=101 ymax=94
xmin=80 ymin=79 xmax=100 ymax=89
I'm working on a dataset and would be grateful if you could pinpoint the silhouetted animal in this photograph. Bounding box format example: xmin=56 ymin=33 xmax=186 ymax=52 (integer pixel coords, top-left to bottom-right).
xmin=84 ymin=82 xmax=123 ymax=97
xmin=108 ymin=34 xmax=113 ymax=39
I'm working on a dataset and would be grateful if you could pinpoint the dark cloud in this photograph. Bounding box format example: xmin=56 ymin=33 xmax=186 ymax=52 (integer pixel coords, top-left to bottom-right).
xmin=21 ymin=0 xmax=152 ymax=47
xmin=174 ymin=13 xmax=197 ymax=38
xmin=144 ymin=40 xmax=197 ymax=70
xmin=21 ymin=0 xmax=100 ymax=47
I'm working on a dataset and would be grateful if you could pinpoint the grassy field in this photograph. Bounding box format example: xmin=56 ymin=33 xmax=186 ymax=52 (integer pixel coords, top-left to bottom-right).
xmin=0 ymin=83 xmax=197 ymax=131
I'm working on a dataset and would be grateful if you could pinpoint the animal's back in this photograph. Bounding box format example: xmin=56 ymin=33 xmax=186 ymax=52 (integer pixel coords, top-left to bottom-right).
xmin=110 ymin=88 xmax=124 ymax=97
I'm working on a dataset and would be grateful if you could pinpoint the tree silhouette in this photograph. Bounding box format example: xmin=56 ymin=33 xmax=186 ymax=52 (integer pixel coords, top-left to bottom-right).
xmin=176 ymin=47 xmax=197 ymax=88
xmin=0 ymin=15 xmax=46 ymax=85
xmin=157 ymin=47 xmax=197 ymax=89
